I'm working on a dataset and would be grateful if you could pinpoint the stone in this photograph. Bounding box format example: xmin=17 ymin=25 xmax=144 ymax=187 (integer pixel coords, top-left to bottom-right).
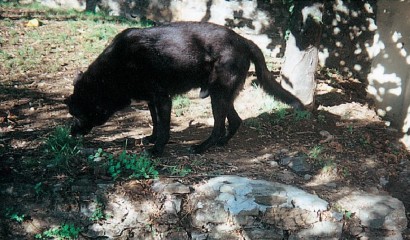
xmin=290 ymin=221 xmax=343 ymax=239
xmin=253 ymin=195 xmax=287 ymax=206
xmin=191 ymin=232 xmax=208 ymax=240
xmin=61 ymin=177 xmax=407 ymax=239
xmin=357 ymin=230 xmax=404 ymax=240
xmin=245 ymin=228 xmax=284 ymax=239
xmin=304 ymin=174 xmax=312 ymax=180
xmin=269 ymin=160 xmax=279 ymax=167
xmin=337 ymin=191 xmax=407 ymax=231
xmin=166 ymin=231 xmax=189 ymax=240
xmin=263 ymin=207 xmax=319 ymax=230
xmin=280 ymin=156 xmax=311 ymax=173
xmin=192 ymin=201 xmax=229 ymax=226
xmin=152 ymin=180 xmax=190 ymax=194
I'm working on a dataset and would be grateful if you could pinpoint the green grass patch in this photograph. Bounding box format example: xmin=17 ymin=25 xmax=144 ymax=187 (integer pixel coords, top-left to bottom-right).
xmin=173 ymin=94 xmax=191 ymax=116
xmin=35 ymin=223 xmax=81 ymax=240
xmin=89 ymin=198 xmax=111 ymax=222
xmin=4 ymin=208 xmax=26 ymax=223
xmin=44 ymin=126 xmax=82 ymax=168
xmin=89 ymin=148 xmax=159 ymax=180
xmin=292 ymin=109 xmax=312 ymax=121
xmin=308 ymin=145 xmax=323 ymax=160
xmin=0 ymin=3 xmax=153 ymax=80
xmin=168 ymin=165 xmax=192 ymax=177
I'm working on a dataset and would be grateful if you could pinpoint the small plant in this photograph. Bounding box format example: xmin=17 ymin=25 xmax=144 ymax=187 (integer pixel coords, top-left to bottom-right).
xmin=341 ymin=167 xmax=350 ymax=177
xmin=271 ymin=108 xmax=288 ymax=124
xmin=243 ymin=118 xmax=262 ymax=131
xmin=347 ymin=125 xmax=354 ymax=134
xmin=34 ymin=182 xmax=44 ymax=196
xmin=89 ymin=199 xmax=110 ymax=222
xmin=359 ymin=137 xmax=369 ymax=146
xmin=332 ymin=204 xmax=353 ymax=220
xmin=89 ymin=24 xmax=118 ymax=41
xmin=107 ymin=151 xmax=159 ymax=180
xmin=308 ymin=145 xmax=323 ymax=160
xmin=173 ymin=95 xmax=191 ymax=116
xmin=317 ymin=113 xmax=326 ymax=124
xmin=293 ymin=110 xmax=312 ymax=121
xmin=321 ymin=159 xmax=336 ymax=173
xmin=5 ymin=208 xmax=25 ymax=223
xmin=308 ymin=145 xmax=336 ymax=171
xmin=35 ymin=223 xmax=81 ymax=240
xmin=169 ymin=165 xmax=192 ymax=177
xmin=10 ymin=213 xmax=25 ymax=223
xmin=44 ymin=126 xmax=82 ymax=168
xmin=344 ymin=210 xmax=352 ymax=220
xmin=88 ymin=148 xmax=107 ymax=162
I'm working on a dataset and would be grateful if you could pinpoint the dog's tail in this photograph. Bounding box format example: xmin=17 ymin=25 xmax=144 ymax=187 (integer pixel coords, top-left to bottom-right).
xmin=246 ymin=39 xmax=304 ymax=110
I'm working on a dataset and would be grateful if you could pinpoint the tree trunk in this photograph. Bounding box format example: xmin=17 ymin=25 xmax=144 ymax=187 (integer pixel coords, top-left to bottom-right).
xmin=85 ymin=0 xmax=99 ymax=13
xmin=280 ymin=2 xmax=323 ymax=109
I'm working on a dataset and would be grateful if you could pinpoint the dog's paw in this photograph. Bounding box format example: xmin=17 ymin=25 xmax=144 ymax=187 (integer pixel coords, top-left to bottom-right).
xmin=142 ymin=135 xmax=156 ymax=145
xmin=143 ymin=147 xmax=163 ymax=158
xmin=216 ymin=137 xmax=229 ymax=147
xmin=188 ymin=144 xmax=205 ymax=154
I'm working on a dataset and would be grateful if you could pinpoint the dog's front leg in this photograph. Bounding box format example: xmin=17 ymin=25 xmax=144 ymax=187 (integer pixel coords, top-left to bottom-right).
xmin=142 ymin=102 xmax=158 ymax=145
xmin=146 ymin=94 xmax=172 ymax=156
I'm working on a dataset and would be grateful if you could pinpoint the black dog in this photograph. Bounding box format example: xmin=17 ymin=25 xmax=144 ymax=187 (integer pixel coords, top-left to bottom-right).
xmin=65 ymin=22 xmax=303 ymax=156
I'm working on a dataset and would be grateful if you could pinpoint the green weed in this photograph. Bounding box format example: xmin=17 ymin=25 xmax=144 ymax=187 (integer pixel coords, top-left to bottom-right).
xmin=89 ymin=147 xmax=160 ymax=180
xmin=308 ymin=145 xmax=323 ymax=160
xmin=341 ymin=166 xmax=350 ymax=177
xmin=293 ymin=110 xmax=312 ymax=121
xmin=35 ymin=223 xmax=81 ymax=240
xmin=347 ymin=124 xmax=354 ymax=134
xmin=173 ymin=94 xmax=191 ymax=116
xmin=243 ymin=118 xmax=263 ymax=132
xmin=90 ymin=24 xmax=118 ymax=41
xmin=332 ymin=204 xmax=353 ymax=220
xmin=271 ymin=108 xmax=288 ymax=124
xmin=34 ymin=182 xmax=44 ymax=196
xmin=344 ymin=210 xmax=352 ymax=220
xmin=5 ymin=208 xmax=25 ymax=223
xmin=10 ymin=213 xmax=25 ymax=223
xmin=251 ymin=82 xmax=289 ymax=113
xmin=169 ymin=165 xmax=192 ymax=177
xmin=359 ymin=137 xmax=369 ymax=146
xmin=89 ymin=199 xmax=110 ymax=222
xmin=321 ymin=160 xmax=336 ymax=173
xmin=317 ymin=113 xmax=326 ymax=124
xmin=106 ymin=150 xmax=159 ymax=180
xmin=308 ymin=145 xmax=336 ymax=172
xmin=44 ymin=126 xmax=82 ymax=168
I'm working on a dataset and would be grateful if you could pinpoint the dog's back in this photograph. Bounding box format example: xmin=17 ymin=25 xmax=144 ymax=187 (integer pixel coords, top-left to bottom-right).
xmin=100 ymin=22 xmax=251 ymax=96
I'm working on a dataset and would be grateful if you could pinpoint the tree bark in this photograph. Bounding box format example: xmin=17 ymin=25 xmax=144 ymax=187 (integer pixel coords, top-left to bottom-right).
xmin=280 ymin=2 xmax=323 ymax=109
xmin=85 ymin=0 xmax=99 ymax=13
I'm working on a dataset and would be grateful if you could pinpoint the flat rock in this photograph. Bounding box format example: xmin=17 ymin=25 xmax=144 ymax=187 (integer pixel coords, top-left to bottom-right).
xmin=337 ymin=191 xmax=407 ymax=231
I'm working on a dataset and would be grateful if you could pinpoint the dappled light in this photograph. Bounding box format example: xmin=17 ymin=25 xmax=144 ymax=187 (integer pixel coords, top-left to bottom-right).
xmin=319 ymin=1 xmax=376 ymax=79
xmin=366 ymin=1 xmax=410 ymax=150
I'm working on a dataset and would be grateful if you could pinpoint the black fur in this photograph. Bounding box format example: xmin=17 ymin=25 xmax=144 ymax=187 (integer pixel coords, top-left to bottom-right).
xmin=65 ymin=22 xmax=304 ymax=156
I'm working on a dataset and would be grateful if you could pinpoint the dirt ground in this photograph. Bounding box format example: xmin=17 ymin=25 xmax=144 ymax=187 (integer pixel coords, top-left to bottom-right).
xmin=0 ymin=7 xmax=409 ymax=239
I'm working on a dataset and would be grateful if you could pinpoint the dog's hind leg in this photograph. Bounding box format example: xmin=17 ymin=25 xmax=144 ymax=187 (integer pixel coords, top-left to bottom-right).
xmin=190 ymin=92 xmax=228 ymax=154
xmin=217 ymin=103 xmax=242 ymax=146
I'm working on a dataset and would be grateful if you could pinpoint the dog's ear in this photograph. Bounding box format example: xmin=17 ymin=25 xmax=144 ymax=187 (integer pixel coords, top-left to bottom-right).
xmin=73 ymin=71 xmax=83 ymax=86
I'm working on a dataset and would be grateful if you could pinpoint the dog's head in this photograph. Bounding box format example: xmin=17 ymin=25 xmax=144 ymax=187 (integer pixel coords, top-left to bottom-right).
xmin=64 ymin=73 xmax=111 ymax=136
